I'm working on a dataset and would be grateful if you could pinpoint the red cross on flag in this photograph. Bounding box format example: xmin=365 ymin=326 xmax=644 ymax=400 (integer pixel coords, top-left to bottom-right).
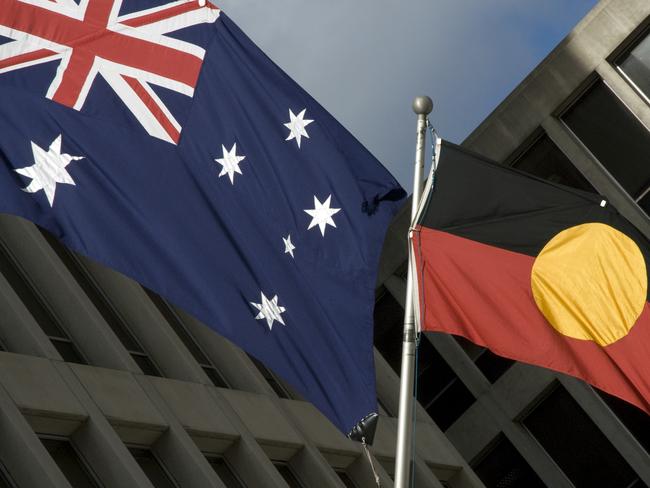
xmin=0 ymin=0 xmax=219 ymax=143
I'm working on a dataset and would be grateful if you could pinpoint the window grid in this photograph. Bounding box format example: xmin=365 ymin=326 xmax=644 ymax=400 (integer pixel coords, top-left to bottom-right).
xmin=41 ymin=230 xmax=162 ymax=376
xmin=0 ymin=242 xmax=87 ymax=364
xmin=128 ymin=446 xmax=178 ymax=488
xmin=523 ymin=384 xmax=641 ymax=488
xmin=143 ymin=287 xmax=230 ymax=388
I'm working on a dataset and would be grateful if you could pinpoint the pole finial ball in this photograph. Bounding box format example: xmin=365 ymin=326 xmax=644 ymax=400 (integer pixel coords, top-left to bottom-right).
xmin=412 ymin=96 xmax=433 ymax=115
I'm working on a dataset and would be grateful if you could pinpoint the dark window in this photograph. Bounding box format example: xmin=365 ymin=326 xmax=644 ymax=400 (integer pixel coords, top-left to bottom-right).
xmin=617 ymin=29 xmax=650 ymax=103
xmin=129 ymin=447 xmax=177 ymax=488
xmin=0 ymin=244 xmax=86 ymax=364
xmin=374 ymin=290 xmax=475 ymax=429
xmin=41 ymin=230 xmax=161 ymax=376
xmin=472 ymin=434 xmax=545 ymax=488
xmin=206 ymin=456 xmax=245 ymax=488
xmin=248 ymin=355 xmax=291 ymax=399
xmin=474 ymin=349 xmax=515 ymax=384
xmin=417 ymin=334 xmax=475 ymax=430
xmin=597 ymin=389 xmax=650 ymax=454
xmin=511 ymin=133 xmax=595 ymax=192
xmin=0 ymin=461 xmax=13 ymax=488
xmin=144 ymin=288 xmax=229 ymax=387
xmin=374 ymin=289 xmax=404 ymax=373
xmin=455 ymin=336 xmax=514 ymax=383
xmin=335 ymin=470 xmax=358 ymax=488
xmin=523 ymin=384 xmax=641 ymax=488
xmin=41 ymin=438 xmax=100 ymax=488
xmin=273 ymin=462 xmax=302 ymax=488
xmin=561 ymin=80 xmax=650 ymax=200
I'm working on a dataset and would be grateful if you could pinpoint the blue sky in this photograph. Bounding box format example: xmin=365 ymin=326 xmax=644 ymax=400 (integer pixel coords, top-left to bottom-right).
xmin=216 ymin=1 xmax=599 ymax=189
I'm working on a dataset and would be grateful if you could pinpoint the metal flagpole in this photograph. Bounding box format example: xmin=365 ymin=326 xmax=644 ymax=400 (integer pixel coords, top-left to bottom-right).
xmin=394 ymin=95 xmax=433 ymax=488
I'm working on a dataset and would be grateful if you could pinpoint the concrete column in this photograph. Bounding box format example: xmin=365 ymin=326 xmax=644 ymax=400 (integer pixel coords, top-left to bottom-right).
xmin=560 ymin=376 xmax=650 ymax=485
xmin=80 ymin=258 xmax=210 ymax=384
xmin=0 ymin=216 xmax=138 ymax=372
xmin=53 ymin=363 xmax=156 ymax=488
xmin=541 ymin=117 xmax=650 ymax=238
xmin=0 ymin=384 xmax=71 ymax=488
xmin=0 ymin=272 xmax=60 ymax=359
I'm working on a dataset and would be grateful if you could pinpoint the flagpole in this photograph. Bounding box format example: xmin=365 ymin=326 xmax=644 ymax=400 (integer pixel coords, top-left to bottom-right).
xmin=394 ymin=95 xmax=433 ymax=488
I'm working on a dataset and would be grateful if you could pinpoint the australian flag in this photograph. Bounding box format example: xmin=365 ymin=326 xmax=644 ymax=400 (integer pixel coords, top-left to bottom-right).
xmin=0 ymin=0 xmax=405 ymax=434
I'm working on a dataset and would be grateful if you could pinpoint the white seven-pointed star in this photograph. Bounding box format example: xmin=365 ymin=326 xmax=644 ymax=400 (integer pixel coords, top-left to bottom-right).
xmin=283 ymin=234 xmax=296 ymax=258
xmin=250 ymin=292 xmax=287 ymax=330
xmin=215 ymin=143 xmax=246 ymax=184
xmin=304 ymin=195 xmax=341 ymax=236
xmin=14 ymin=135 xmax=83 ymax=207
xmin=284 ymin=108 xmax=313 ymax=148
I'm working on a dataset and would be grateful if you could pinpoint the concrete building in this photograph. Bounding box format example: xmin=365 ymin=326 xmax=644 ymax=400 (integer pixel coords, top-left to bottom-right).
xmin=377 ymin=0 xmax=650 ymax=486
xmin=1 ymin=0 xmax=650 ymax=487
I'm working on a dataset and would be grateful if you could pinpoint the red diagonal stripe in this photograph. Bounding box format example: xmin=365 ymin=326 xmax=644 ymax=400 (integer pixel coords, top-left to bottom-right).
xmin=51 ymin=48 xmax=95 ymax=106
xmin=123 ymin=75 xmax=180 ymax=143
xmin=0 ymin=48 xmax=57 ymax=70
xmin=0 ymin=0 xmax=203 ymax=92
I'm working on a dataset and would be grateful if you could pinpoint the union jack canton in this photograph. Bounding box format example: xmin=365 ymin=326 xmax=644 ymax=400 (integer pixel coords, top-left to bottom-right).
xmin=0 ymin=0 xmax=218 ymax=143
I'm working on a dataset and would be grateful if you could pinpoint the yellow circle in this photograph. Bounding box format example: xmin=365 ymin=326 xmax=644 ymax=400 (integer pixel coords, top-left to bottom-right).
xmin=531 ymin=223 xmax=647 ymax=346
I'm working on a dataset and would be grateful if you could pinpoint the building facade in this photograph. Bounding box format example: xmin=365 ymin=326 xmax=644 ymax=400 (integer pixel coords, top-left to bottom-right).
xmin=1 ymin=0 xmax=650 ymax=487
xmin=375 ymin=0 xmax=650 ymax=486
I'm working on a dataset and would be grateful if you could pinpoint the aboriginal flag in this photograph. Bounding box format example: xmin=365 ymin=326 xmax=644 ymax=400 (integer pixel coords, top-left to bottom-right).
xmin=412 ymin=140 xmax=650 ymax=414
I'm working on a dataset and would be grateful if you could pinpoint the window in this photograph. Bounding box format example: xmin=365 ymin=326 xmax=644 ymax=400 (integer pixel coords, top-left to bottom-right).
xmin=374 ymin=290 xmax=475 ymax=429
xmin=273 ymin=462 xmax=302 ymax=488
xmin=0 ymin=244 xmax=86 ymax=364
xmin=143 ymin=288 xmax=229 ymax=387
xmin=455 ymin=336 xmax=514 ymax=384
xmin=617 ymin=29 xmax=650 ymax=103
xmin=128 ymin=447 xmax=177 ymax=488
xmin=474 ymin=349 xmax=515 ymax=384
xmin=42 ymin=231 xmax=161 ymax=376
xmin=597 ymin=389 xmax=650 ymax=454
xmin=416 ymin=336 xmax=475 ymax=431
xmin=248 ymin=355 xmax=292 ymax=399
xmin=0 ymin=461 xmax=14 ymax=488
xmin=561 ymin=80 xmax=650 ymax=204
xmin=335 ymin=470 xmax=358 ymax=488
xmin=472 ymin=434 xmax=545 ymax=488
xmin=373 ymin=288 xmax=404 ymax=373
xmin=523 ymin=384 xmax=641 ymax=487
xmin=510 ymin=133 xmax=595 ymax=192
xmin=205 ymin=456 xmax=245 ymax=488
xmin=40 ymin=437 xmax=101 ymax=488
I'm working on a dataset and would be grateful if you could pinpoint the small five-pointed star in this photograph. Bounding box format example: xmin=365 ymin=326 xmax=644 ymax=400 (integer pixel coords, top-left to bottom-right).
xmin=283 ymin=234 xmax=296 ymax=258
xmin=284 ymin=108 xmax=313 ymax=148
xmin=215 ymin=143 xmax=246 ymax=184
xmin=14 ymin=134 xmax=83 ymax=207
xmin=250 ymin=292 xmax=287 ymax=330
xmin=304 ymin=194 xmax=341 ymax=236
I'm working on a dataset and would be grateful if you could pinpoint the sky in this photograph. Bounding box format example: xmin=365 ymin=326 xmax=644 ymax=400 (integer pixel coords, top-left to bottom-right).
xmin=215 ymin=0 xmax=599 ymax=190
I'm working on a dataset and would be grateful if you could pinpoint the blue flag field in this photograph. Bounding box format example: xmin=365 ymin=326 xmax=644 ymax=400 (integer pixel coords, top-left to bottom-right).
xmin=0 ymin=0 xmax=405 ymax=434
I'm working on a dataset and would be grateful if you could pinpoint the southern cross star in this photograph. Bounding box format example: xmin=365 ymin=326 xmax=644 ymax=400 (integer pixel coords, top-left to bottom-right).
xmin=283 ymin=234 xmax=296 ymax=258
xmin=14 ymin=135 xmax=83 ymax=207
xmin=284 ymin=108 xmax=313 ymax=148
xmin=251 ymin=292 xmax=287 ymax=330
xmin=215 ymin=143 xmax=245 ymax=184
xmin=304 ymin=195 xmax=341 ymax=236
